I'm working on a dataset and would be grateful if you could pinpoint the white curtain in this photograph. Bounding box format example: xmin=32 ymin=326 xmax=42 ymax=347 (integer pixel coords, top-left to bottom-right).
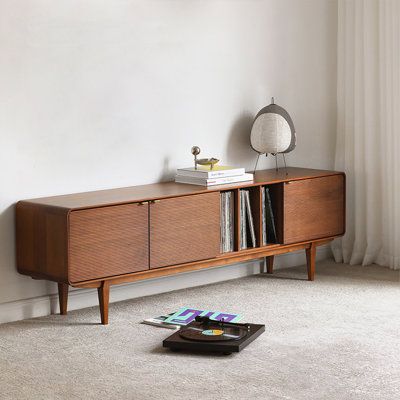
xmin=333 ymin=0 xmax=400 ymax=269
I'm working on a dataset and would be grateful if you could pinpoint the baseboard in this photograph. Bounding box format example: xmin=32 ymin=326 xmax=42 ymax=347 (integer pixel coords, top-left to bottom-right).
xmin=0 ymin=245 xmax=332 ymax=325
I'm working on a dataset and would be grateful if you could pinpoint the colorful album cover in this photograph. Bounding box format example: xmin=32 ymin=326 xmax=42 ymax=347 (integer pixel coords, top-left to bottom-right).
xmin=163 ymin=307 xmax=242 ymax=326
xmin=141 ymin=312 xmax=180 ymax=329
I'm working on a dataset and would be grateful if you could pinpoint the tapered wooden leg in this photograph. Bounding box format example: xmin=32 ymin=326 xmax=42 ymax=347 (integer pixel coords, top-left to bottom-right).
xmin=97 ymin=281 xmax=110 ymax=325
xmin=306 ymin=243 xmax=316 ymax=281
xmin=266 ymin=256 xmax=274 ymax=274
xmin=58 ymin=283 xmax=69 ymax=315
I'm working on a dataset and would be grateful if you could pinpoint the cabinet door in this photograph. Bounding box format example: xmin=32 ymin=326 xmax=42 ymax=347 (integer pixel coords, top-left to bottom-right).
xmin=150 ymin=192 xmax=220 ymax=268
xmin=68 ymin=203 xmax=149 ymax=283
xmin=283 ymin=174 xmax=345 ymax=244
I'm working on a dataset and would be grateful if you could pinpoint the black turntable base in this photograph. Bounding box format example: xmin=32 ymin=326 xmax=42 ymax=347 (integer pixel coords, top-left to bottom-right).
xmin=163 ymin=316 xmax=265 ymax=354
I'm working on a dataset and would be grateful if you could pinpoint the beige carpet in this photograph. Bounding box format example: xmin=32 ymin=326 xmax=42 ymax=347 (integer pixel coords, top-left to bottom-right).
xmin=1 ymin=260 xmax=399 ymax=400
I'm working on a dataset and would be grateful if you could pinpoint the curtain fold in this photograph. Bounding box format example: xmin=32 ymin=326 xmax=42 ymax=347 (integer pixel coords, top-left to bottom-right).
xmin=333 ymin=0 xmax=400 ymax=269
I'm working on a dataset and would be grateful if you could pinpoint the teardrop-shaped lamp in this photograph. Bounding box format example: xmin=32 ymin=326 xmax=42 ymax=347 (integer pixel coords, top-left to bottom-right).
xmin=250 ymin=99 xmax=296 ymax=155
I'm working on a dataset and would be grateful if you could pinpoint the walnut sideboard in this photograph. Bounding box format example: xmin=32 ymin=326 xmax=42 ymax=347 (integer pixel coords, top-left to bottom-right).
xmin=16 ymin=167 xmax=345 ymax=325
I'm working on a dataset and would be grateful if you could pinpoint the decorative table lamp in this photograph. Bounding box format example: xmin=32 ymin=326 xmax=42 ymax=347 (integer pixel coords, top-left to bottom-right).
xmin=250 ymin=98 xmax=296 ymax=173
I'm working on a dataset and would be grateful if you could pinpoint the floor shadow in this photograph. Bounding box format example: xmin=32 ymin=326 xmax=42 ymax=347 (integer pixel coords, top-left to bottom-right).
xmin=257 ymin=273 xmax=309 ymax=282
xmin=149 ymin=345 xmax=233 ymax=358
xmin=314 ymin=263 xmax=400 ymax=283
xmin=16 ymin=319 xmax=101 ymax=327
xmin=149 ymin=345 xmax=169 ymax=355
xmin=261 ymin=263 xmax=400 ymax=284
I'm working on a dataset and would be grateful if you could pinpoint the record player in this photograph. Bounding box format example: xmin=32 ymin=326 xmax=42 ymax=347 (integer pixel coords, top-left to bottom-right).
xmin=163 ymin=316 xmax=265 ymax=354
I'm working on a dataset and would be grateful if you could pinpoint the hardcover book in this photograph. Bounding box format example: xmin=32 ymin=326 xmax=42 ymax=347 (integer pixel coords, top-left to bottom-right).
xmin=175 ymin=173 xmax=253 ymax=187
xmin=141 ymin=312 xmax=180 ymax=329
xmin=177 ymin=165 xmax=245 ymax=179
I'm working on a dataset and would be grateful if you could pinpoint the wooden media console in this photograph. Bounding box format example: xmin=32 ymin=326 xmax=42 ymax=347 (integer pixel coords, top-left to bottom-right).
xmin=16 ymin=167 xmax=345 ymax=325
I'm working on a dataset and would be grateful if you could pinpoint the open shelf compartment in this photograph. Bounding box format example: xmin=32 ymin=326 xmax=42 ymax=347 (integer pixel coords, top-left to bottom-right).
xmin=261 ymin=183 xmax=283 ymax=245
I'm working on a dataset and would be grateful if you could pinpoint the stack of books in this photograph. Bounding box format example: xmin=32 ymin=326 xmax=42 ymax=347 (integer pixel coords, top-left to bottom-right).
xmin=175 ymin=165 xmax=253 ymax=186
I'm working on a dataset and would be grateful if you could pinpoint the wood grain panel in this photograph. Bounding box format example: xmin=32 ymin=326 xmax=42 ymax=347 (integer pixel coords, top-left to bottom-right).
xmin=150 ymin=192 xmax=220 ymax=268
xmin=68 ymin=203 xmax=149 ymax=283
xmin=16 ymin=202 xmax=69 ymax=282
xmin=74 ymin=237 xmax=334 ymax=288
xmin=283 ymin=174 xmax=345 ymax=244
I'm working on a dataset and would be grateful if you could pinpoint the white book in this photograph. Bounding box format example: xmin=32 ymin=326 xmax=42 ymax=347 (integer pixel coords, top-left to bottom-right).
xmin=177 ymin=166 xmax=246 ymax=179
xmin=175 ymin=173 xmax=253 ymax=187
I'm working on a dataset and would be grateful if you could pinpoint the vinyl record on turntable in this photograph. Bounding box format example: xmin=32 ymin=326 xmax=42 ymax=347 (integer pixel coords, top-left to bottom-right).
xmin=179 ymin=326 xmax=247 ymax=342
xmin=163 ymin=317 xmax=265 ymax=354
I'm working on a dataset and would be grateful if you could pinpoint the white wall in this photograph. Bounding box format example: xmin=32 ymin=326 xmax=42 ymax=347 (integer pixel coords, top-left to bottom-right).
xmin=0 ymin=0 xmax=337 ymax=320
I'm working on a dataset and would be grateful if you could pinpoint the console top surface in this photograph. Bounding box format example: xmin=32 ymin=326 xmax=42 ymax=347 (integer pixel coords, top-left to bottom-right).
xmin=19 ymin=167 xmax=343 ymax=211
